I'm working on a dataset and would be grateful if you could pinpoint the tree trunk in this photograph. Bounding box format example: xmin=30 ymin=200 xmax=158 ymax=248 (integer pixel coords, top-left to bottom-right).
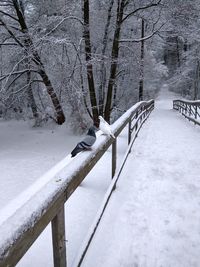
xmin=98 ymin=0 xmax=115 ymax=117
xmin=12 ymin=0 xmax=65 ymax=125
xmin=194 ymin=60 xmax=200 ymax=100
xmin=38 ymin=69 xmax=65 ymax=124
xmin=176 ymin=36 xmax=181 ymax=69
xmin=139 ymin=19 xmax=145 ymax=101
xmin=27 ymin=71 xmax=38 ymax=120
xmin=104 ymin=0 xmax=126 ymax=122
xmin=82 ymin=0 xmax=99 ymax=126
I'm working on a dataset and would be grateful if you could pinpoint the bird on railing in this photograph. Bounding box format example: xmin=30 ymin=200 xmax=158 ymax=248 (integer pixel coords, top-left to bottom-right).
xmin=99 ymin=116 xmax=115 ymax=139
xmin=71 ymin=126 xmax=97 ymax=157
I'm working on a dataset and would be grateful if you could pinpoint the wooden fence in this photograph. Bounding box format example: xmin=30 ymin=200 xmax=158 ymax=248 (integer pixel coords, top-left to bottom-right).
xmin=173 ymin=99 xmax=200 ymax=126
xmin=0 ymin=100 xmax=154 ymax=267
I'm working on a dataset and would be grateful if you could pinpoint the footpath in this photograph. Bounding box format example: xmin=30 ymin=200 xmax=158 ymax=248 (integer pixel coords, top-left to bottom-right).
xmin=80 ymin=88 xmax=200 ymax=267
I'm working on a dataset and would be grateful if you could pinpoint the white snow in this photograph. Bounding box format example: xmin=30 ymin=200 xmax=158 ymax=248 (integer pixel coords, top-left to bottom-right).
xmin=1 ymin=85 xmax=200 ymax=267
xmin=80 ymin=85 xmax=200 ymax=267
xmin=0 ymin=116 xmax=129 ymax=267
xmin=0 ymin=121 xmax=80 ymax=208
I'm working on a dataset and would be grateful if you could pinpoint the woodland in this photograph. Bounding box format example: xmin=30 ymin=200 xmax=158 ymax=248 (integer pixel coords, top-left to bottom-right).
xmin=0 ymin=0 xmax=199 ymax=130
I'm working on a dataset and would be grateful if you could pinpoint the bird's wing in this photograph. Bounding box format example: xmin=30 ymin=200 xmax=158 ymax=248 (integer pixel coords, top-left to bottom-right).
xmin=103 ymin=122 xmax=112 ymax=132
xmin=81 ymin=135 xmax=96 ymax=147
xmin=100 ymin=121 xmax=115 ymax=138
xmin=71 ymin=143 xmax=83 ymax=157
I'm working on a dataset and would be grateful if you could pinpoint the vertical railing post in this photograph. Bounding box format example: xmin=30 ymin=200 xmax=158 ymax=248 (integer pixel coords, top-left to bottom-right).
xmin=52 ymin=205 xmax=67 ymax=267
xmin=195 ymin=105 xmax=198 ymax=119
xmin=181 ymin=102 xmax=184 ymax=114
xmin=140 ymin=106 xmax=143 ymax=122
xmin=189 ymin=105 xmax=192 ymax=116
xmin=112 ymin=139 xmax=117 ymax=179
xmin=128 ymin=118 xmax=131 ymax=145
xmin=146 ymin=105 xmax=148 ymax=116
xmin=135 ymin=110 xmax=138 ymax=132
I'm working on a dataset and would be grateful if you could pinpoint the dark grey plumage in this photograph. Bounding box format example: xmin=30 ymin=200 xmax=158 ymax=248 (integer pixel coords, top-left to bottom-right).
xmin=71 ymin=126 xmax=97 ymax=157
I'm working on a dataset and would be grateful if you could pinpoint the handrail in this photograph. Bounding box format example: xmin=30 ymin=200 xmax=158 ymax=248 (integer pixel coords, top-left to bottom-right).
xmin=73 ymin=102 xmax=154 ymax=267
xmin=173 ymin=99 xmax=200 ymax=126
xmin=0 ymin=99 xmax=154 ymax=267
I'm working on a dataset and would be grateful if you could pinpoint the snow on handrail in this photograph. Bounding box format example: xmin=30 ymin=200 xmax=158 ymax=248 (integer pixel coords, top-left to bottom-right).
xmin=0 ymin=99 xmax=154 ymax=267
xmin=173 ymin=99 xmax=200 ymax=105
xmin=173 ymin=99 xmax=200 ymax=126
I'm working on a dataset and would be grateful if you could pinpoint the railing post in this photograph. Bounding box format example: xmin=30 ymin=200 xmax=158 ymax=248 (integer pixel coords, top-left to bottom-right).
xmin=181 ymin=103 xmax=184 ymax=114
xmin=112 ymin=139 xmax=117 ymax=179
xmin=195 ymin=105 xmax=198 ymax=119
xmin=51 ymin=205 xmax=67 ymax=267
xmin=141 ymin=106 xmax=143 ymax=120
xmin=189 ymin=105 xmax=192 ymax=116
xmin=128 ymin=118 xmax=131 ymax=145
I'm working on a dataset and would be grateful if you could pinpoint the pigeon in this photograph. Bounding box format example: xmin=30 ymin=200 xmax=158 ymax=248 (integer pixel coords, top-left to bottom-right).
xmin=99 ymin=116 xmax=115 ymax=139
xmin=71 ymin=126 xmax=97 ymax=157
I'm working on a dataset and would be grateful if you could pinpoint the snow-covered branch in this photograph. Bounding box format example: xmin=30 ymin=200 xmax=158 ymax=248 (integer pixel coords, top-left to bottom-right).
xmin=0 ymin=10 xmax=18 ymax=22
xmin=0 ymin=18 xmax=24 ymax=47
xmin=0 ymin=69 xmax=38 ymax=82
xmin=37 ymin=16 xmax=84 ymax=45
xmin=0 ymin=42 xmax=18 ymax=46
xmin=119 ymin=24 xmax=164 ymax=43
xmin=122 ymin=0 xmax=162 ymax=23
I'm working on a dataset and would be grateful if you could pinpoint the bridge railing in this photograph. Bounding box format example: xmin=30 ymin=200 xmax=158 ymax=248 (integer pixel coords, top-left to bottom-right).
xmin=173 ymin=99 xmax=200 ymax=126
xmin=0 ymin=100 xmax=154 ymax=267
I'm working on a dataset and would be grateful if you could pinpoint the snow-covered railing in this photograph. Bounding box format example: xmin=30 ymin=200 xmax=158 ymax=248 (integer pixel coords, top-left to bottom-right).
xmin=0 ymin=100 xmax=154 ymax=267
xmin=173 ymin=99 xmax=200 ymax=126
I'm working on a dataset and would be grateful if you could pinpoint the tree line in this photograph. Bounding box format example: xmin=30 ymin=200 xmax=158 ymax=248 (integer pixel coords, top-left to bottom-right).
xmin=0 ymin=0 xmax=197 ymax=129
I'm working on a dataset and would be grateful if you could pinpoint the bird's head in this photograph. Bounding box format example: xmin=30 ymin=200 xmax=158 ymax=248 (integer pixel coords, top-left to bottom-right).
xmin=87 ymin=126 xmax=98 ymax=136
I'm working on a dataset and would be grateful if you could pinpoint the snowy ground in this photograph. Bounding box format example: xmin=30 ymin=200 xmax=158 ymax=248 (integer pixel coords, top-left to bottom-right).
xmin=1 ymin=85 xmax=200 ymax=267
xmin=0 ymin=116 xmax=128 ymax=266
xmin=0 ymin=121 xmax=80 ymax=207
xmin=81 ymin=86 xmax=200 ymax=267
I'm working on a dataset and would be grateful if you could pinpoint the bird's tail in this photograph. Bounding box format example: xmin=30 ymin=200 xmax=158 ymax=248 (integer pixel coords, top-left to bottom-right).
xmin=71 ymin=145 xmax=83 ymax=157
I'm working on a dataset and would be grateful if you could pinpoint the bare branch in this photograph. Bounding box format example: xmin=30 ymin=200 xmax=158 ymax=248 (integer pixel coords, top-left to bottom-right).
xmin=122 ymin=0 xmax=162 ymax=23
xmin=119 ymin=23 xmax=164 ymax=43
xmin=0 ymin=42 xmax=18 ymax=46
xmin=38 ymin=16 xmax=84 ymax=44
xmin=0 ymin=10 xmax=19 ymax=22
xmin=0 ymin=2 xmax=13 ymax=7
xmin=0 ymin=18 xmax=24 ymax=47
xmin=9 ymin=24 xmax=22 ymax=32
xmin=0 ymin=69 xmax=38 ymax=82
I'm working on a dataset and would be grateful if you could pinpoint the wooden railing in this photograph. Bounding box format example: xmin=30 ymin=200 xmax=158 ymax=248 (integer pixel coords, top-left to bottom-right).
xmin=173 ymin=99 xmax=200 ymax=126
xmin=0 ymin=100 xmax=154 ymax=267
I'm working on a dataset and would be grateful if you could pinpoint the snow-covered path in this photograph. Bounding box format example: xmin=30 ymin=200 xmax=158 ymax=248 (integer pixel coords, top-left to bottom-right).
xmin=81 ymin=88 xmax=200 ymax=267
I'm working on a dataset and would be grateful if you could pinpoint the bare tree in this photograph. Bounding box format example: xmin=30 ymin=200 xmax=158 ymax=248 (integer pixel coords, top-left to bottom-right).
xmin=0 ymin=0 xmax=65 ymax=124
xmin=139 ymin=18 xmax=145 ymax=101
xmin=98 ymin=0 xmax=115 ymax=116
xmin=104 ymin=0 xmax=162 ymax=122
xmin=82 ymin=0 xmax=99 ymax=126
